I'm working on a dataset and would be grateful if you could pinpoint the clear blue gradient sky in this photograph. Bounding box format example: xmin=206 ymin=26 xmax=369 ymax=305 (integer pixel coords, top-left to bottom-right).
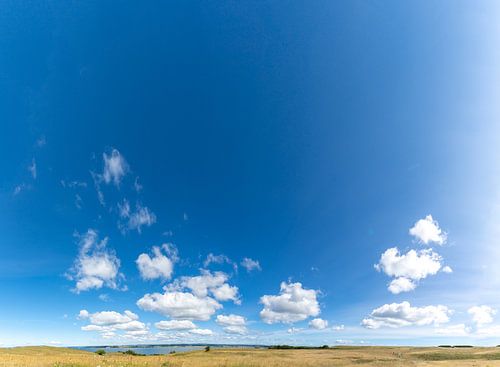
xmin=1 ymin=1 xmax=500 ymax=347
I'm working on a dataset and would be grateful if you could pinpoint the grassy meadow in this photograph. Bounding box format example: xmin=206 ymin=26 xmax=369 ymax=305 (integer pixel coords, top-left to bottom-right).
xmin=2 ymin=346 xmax=500 ymax=367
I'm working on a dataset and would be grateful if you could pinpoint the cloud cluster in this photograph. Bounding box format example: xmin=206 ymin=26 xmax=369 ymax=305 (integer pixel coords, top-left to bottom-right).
xmin=409 ymin=215 xmax=447 ymax=245
xmin=137 ymin=290 xmax=222 ymax=321
xmin=216 ymin=314 xmax=247 ymax=335
xmin=79 ymin=310 xmax=147 ymax=339
xmin=69 ymin=230 xmax=123 ymax=293
xmin=309 ymin=318 xmax=328 ymax=330
xmin=174 ymin=271 xmax=240 ymax=304
xmin=468 ymin=305 xmax=496 ymax=326
xmin=136 ymin=244 xmax=178 ymax=281
xmin=260 ymin=282 xmax=320 ymax=324
xmin=375 ymin=247 xmax=443 ymax=294
xmin=362 ymin=302 xmax=451 ymax=329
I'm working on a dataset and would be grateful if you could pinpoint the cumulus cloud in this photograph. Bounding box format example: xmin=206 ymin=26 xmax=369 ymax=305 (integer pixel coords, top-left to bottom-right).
xmin=309 ymin=318 xmax=328 ymax=330
xmin=260 ymin=282 xmax=320 ymax=324
xmin=409 ymin=215 xmax=447 ymax=245
xmin=362 ymin=301 xmax=451 ymax=329
xmin=102 ymin=149 xmax=129 ymax=186
xmin=136 ymin=244 xmax=178 ymax=281
xmin=241 ymin=257 xmax=261 ymax=272
xmin=216 ymin=314 xmax=247 ymax=334
xmin=176 ymin=270 xmax=240 ymax=304
xmin=468 ymin=305 xmax=496 ymax=326
xmin=118 ymin=200 xmax=156 ymax=233
xmin=155 ymin=320 xmax=196 ymax=330
xmin=137 ymin=291 xmax=222 ymax=321
xmin=79 ymin=309 xmax=147 ymax=339
xmin=69 ymin=229 xmax=123 ymax=293
xmin=375 ymin=247 xmax=443 ymax=294
xmin=388 ymin=277 xmax=416 ymax=294
xmin=441 ymin=266 xmax=453 ymax=273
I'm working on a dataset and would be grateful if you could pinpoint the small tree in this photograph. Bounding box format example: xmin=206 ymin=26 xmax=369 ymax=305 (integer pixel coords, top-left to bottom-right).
xmin=205 ymin=346 xmax=211 ymax=352
xmin=95 ymin=349 xmax=106 ymax=355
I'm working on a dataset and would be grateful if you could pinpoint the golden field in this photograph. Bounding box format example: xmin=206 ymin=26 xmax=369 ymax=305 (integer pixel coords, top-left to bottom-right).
xmin=2 ymin=346 xmax=500 ymax=367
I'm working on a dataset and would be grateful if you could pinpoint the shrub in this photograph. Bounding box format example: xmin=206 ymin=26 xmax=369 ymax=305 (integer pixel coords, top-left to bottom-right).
xmin=205 ymin=346 xmax=211 ymax=352
xmin=95 ymin=349 xmax=106 ymax=355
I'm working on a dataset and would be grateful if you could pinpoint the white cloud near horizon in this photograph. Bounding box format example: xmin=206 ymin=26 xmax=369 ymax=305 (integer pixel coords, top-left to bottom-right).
xmin=137 ymin=291 xmax=222 ymax=321
xmin=468 ymin=305 xmax=496 ymax=326
xmin=216 ymin=314 xmax=247 ymax=335
xmin=155 ymin=320 xmax=196 ymax=330
xmin=79 ymin=309 xmax=148 ymax=339
xmin=409 ymin=215 xmax=447 ymax=245
xmin=362 ymin=301 xmax=451 ymax=329
xmin=260 ymin=282 xmax=320 ymax=324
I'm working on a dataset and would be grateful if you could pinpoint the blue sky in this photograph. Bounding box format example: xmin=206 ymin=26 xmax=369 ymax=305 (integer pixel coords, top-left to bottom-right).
xmin=1 ymin=1 xmax=500 ymax=347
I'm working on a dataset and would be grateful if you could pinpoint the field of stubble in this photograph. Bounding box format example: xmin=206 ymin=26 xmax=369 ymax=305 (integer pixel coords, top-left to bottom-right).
xmin=2 ymin=346 xmax=500 ymax=367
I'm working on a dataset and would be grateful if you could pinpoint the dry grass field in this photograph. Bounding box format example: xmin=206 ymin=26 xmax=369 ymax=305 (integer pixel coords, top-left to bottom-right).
xmin=2 ymin=346 xmax=500 ymax=367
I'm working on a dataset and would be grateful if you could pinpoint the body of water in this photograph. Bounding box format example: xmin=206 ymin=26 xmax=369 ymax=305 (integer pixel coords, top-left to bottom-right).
xmin=75 ymin=345 xmax=261 ymax=355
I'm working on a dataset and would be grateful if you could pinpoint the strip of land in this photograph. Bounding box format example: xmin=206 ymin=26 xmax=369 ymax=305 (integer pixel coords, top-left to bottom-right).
xmin=2 ymin=346 xmax=500 ymax=366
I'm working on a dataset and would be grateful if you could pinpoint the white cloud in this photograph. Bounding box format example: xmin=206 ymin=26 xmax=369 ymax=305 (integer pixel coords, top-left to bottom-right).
xmin=216 ymin=314 xmax=247 ymax=333
xmin=375 ymin=247 xmax=442 ymax=293
xmin=362 ymin=301 xmax=451 ymax=329
xmin=309 ymin=318 xmax=328 ymax=330
xmin=388 ymin=277 xmax=416 ymax=294
xmin=475 ymin=324 xmax=500 ymax=337
xmin=204 ymin=253 xmax=232 ymax=267
xmin=69 ymin=229 xmax=123 ymax=293
xmin=435 ymin=324 xmax=471 ymax=336
xmin=136 ymin=244 xmax=177 ymax=281
xmin=216 ymin=314 xmax=246 ymax=326
xmin=188 ymin=328 xmax=213 ymax=336
xmin=241 ymin=257 xmax=261 ymax=272
xmin=222 ymin=325 xmax=247 ymax=335
xmin=332 ymin=325 xmax=345 ymax=331
xmin=178 ymin=270 xmax=240 ymax=304
xmin=468 ymin=305 xmax=496 ymax=326
xmin=260 ymin=282 xmax=320 ymax=324
xmin=102 ymin=149 xmax=129 ymax=186
xmin=118 ymin=200 xmax=157 ymax=233
xmin=137 ymin=291 xmax=222 ymax=321
xmin=155 ymin=320 xmax=196 ymax=330
xmin=79 ymin=309 xmax=147 ymax=338
xmin=28 ymin=158 xmax=37 ymax=179
xmin=409 ymin=215 xmax=447 ymax=245
xmin=442 ymin=266 xmax=453 ymax=273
